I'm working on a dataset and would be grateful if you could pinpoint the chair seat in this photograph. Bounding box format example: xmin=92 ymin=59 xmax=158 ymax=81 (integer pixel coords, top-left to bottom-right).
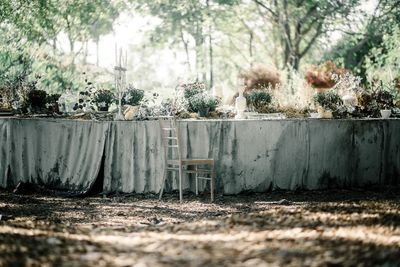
xmin=167 ymin=158 xmax=214 ymax=165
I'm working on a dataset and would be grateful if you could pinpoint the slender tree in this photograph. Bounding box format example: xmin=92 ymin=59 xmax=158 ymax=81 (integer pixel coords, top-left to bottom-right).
xmin=253 ymin=0 xmax=360 ymax=70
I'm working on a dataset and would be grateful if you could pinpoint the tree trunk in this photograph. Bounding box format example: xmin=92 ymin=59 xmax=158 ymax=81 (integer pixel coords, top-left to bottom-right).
xmin=289 ymin=54 xmax=299 ymax=71
xmin=52 ymin=38 xmax=57 ymax=51
xmin=208 ymin=33 xmax=213 ymax=88
xmin=195 ymin=32 xmax=205 ymax=83
xmin=249 ymin=31 xmax=253 ymax=66
xmin=68 ymin=35 xmax=74 ymax=53
xmin=69 ymin=35 xmax=75 ymax=65
xmin=179 ymin=27 xmax=191 ymax=73
xmin=83 ymin=41 xmax=88 ymax=64
xmin=96 ymin=38 xmax=100 ymax=67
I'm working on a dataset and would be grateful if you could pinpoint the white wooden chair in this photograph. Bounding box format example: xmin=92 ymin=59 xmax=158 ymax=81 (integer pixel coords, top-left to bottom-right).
xmin=158 ymin=116 xmax=215 ymax=203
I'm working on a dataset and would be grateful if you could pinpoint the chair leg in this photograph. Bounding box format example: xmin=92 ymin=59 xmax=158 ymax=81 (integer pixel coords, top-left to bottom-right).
xmin=159 ymin=168 xmax=167 ymax=200
xmin=179 ymin=164 xmax=183 ymax=203
xmin=195 ymin=165 xmax=198 ymax=196
xmin=210 ymin=164 xmax=215 ymax=202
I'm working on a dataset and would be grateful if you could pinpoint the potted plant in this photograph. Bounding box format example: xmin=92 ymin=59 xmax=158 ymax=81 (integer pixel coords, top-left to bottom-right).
xmin=182 ymin=82 xmax=206 ymax=112
xmin=189 ymin=93 xmax=220 ymax=117
xmin=45 ymin=94 xmax=61 ymax=113
xmin=374 ymin=89 xmax=394 ymax=118
xmin=92 ymin=89 xmax=115 ymax=112
xmin=122 ymin=86 xmax=144 ymax=106
xmin=313 ymin=90 xmax=343 ymax=118
xmin=245 ymin=90 xmax=272 ymax=113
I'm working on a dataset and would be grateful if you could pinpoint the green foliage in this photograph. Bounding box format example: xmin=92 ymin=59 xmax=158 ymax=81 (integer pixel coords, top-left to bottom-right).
xmin=122 ymin=86 xmax=145 ymax=106
xmin=365 ymin=26 xmax=400 ymax=86
xmin=189 ymin=93 xmax=220 ymax=113
xmin=245 ymin=90 xmax=272 ymax=112
xmin=182 ymin=82 xmax=207 ymax=112
xmin=374 ymin=89 xmax=395 ymax=110
xmin=92 ymin=89 xmax=115 ymax=108
xmin=356 ymin=86 xmax=395 ymax=116
xmin=326 ymin=0 xmax=400 ymax=81
xmin=183 ymin=82 xmax=206 ymax=99
xmin=254 ymin=0 xmax=360 ymax=69
xmin=313 ymin=90 xmax=343 ymax=111
xmin=0 ymin=0 xmax=122 ymax=102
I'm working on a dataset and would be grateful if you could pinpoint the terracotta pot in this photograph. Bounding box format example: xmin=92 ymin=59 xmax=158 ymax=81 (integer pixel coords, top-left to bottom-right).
xmin=317 ymin=106 xmax=333 ymax=119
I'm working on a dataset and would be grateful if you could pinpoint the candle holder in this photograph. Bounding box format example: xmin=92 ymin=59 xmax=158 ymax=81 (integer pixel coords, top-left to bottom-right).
xmin=114 ymin=46 xmax=128 ymax=121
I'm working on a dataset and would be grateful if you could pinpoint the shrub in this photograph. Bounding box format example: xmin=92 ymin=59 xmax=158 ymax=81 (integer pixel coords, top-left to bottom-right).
xmin=245 ymin=90 xmax=272 ymax=112
xmin=239 ymin=64 xmax=280 ymax=91
xmin=122 ymin=86 xmax=144 ymax=106
xmin=305 ymin=61 xmax=346 ymax=88
xmin=313 ymin=90 xmax=343 ymax=111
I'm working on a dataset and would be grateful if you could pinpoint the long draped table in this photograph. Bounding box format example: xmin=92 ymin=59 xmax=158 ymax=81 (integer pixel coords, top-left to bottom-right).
xmin=1 ymin=118 xmax=399 ymax=194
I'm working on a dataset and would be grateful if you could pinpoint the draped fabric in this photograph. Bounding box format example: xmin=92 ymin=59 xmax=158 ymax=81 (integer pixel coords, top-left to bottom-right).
xmin=0 ymin=119 xmax=108 ymax=192
xmin=0 ymin=119 xmax=10 ymax=188
xmin=0 ymin=118 xmax=399 ymax=194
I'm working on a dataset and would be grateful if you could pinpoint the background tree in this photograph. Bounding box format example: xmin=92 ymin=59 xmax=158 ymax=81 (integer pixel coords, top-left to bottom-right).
xmin=134 ymin=0 xmax=238 ymax=88
xmin=326 ymin=0 xmax=400 ymax=82
xmin=253 ymin=0 xmax=360 ymax=70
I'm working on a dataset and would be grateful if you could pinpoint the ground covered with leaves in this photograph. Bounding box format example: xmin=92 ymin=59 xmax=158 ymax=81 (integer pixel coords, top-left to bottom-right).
xmin=0 ymin=189 xmax=399 ymax=267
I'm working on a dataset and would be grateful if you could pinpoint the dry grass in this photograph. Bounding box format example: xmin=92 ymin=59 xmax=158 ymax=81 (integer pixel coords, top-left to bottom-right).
xmin=0 ymin=189 xmax=400 ymax=267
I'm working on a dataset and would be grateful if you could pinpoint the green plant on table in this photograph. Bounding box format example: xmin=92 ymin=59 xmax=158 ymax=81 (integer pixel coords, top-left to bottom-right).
xmin=374 ymin=89 xmax=394 ymax=110
xmin=245 ymin=90 xmax=272 ymax=112
xmin=189 ymin=93 xmax=220 ymax=116
xmin=181 ymin=82 xmax=206 ymax=112
xmin=92 ymin=89 xmax=115 ymax=111
xmin=313 ymin=90 xmax=343 ymax=111
xmin=122 ymin=85 xmax=144 ymax=106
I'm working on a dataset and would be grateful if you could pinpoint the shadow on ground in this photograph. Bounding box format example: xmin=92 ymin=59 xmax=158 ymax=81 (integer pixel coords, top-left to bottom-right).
xmin=0 ymin=188 xmax=400 ymax=267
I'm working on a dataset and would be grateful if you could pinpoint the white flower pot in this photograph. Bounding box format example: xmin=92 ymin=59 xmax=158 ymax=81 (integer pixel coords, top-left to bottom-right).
xmin=380 ymin=109 xmax=391 ymax=119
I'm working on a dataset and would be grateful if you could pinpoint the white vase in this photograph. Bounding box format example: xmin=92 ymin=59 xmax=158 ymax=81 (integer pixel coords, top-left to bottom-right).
xmin=380 ymin=109 xmax=391 ymax=119
xmin=235 ymin=91 xmax=246 ymax=119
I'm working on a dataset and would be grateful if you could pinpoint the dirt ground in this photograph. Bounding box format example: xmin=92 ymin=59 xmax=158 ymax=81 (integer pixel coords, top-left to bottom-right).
xmin=0 ymin=188 xmax=400 ymax=267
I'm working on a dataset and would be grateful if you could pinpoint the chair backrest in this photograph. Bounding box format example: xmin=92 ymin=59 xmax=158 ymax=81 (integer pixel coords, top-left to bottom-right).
xmin=158 ymin=116 xmax=182 ymax=161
